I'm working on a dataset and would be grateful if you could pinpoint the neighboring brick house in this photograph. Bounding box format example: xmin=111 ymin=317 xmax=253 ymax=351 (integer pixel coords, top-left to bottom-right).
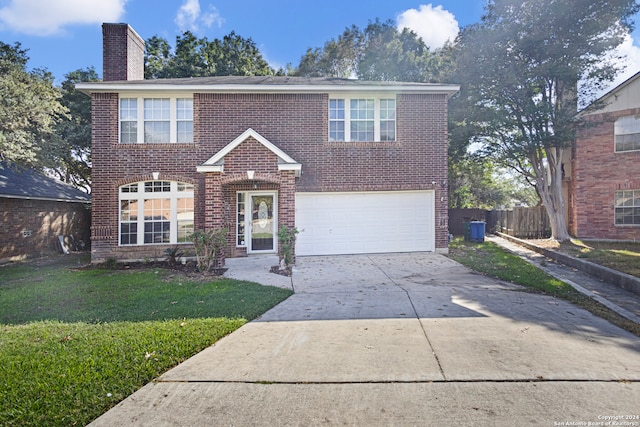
xmin=569 ymin=71 xmax=640 ymax=240
xmin=78 ymin=24 xmax=459 ymax=263
xmin=0 ymin=163 xmax=91 ymax=261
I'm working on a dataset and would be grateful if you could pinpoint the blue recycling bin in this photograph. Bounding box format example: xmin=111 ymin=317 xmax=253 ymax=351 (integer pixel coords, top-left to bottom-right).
xmin=469 ymin=221 xmax=486 ymax=243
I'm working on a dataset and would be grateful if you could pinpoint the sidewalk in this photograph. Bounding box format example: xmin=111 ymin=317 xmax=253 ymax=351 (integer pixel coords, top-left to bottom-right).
xmin=487 ymin=234 xmax=640 ymax=324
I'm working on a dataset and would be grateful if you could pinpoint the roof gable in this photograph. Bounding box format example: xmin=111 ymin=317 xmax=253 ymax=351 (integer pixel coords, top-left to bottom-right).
xmin=197 ymin=128 xmax=302 ymax=176
xmin=582 ymin=70 xmax=640 ymax=115
xmin=0 ymin=163 xmax=91 ymax=203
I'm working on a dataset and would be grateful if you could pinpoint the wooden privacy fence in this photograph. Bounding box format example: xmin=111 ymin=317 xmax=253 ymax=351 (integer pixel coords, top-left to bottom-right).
xmin=486 ymin=206 xmax=551 ymax=239
xmin=449 ymin=206 xmax=551 ymax=239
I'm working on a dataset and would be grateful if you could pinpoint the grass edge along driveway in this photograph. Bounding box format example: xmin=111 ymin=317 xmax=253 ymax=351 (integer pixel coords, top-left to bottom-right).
xmin=0 ymin=255 xmax=292 ymax=427
xmin=447 ymin=238 xmax=640 ymax=338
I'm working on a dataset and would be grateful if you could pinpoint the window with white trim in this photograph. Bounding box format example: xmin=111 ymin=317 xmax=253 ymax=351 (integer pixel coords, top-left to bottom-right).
xmin=119 ymin=181 xmax=194 ymax=245
xmin=614 ymin=116 xmax=640 ymax=152
xmin=328 ymin=96 xmax=396 ymax=142
xmin=615 ymin=190 xmax=640 ymax=225
xmin=119 ymin=97 xmax=193 ymax=144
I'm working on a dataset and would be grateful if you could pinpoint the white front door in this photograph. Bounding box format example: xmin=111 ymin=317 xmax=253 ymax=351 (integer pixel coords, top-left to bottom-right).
xmin=248 ymin=193 xmax=277 ymax=253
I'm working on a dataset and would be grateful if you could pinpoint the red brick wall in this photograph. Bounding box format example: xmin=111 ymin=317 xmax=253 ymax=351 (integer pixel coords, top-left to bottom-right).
xmin=90 ymin=91 xmax=450 ymax=261
xmin=572 ymin=108 xmax=640 ymax=240
xmin=102 ymin=23 xmax=144 ymax=82
xmin=0 ymin=198 xmax=90 ymax=260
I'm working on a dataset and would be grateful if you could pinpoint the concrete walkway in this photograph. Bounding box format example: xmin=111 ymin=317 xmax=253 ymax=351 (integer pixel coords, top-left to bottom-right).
xmin=89 ymin=253 xmax=640 ymax=426
xmin=488 ymin=235 xmax=640 ymax=323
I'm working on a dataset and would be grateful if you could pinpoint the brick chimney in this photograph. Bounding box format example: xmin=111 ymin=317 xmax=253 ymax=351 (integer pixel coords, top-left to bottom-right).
xmin=102 ymin=23 xmax=145 ymax=81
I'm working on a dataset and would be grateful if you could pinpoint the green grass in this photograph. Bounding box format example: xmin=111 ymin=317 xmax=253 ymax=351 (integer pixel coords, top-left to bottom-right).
xmin=0 ymin=254 xmax=292 ymax=427
xmin=448 ymin=238 xmax=640 ymax=337
xmin=550 ymin=239 xmax=640 ymax=278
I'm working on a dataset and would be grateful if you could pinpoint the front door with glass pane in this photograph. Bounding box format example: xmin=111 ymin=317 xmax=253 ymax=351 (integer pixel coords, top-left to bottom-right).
xmin=249 ymin=193 xmax=276 ymax=253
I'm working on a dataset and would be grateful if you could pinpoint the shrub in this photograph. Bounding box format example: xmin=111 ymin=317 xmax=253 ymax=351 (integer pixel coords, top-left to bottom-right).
xmin=189 ymin=228 xmax=228 ymax=272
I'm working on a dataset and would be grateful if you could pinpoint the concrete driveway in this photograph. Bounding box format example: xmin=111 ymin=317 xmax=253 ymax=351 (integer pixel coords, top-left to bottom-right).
xmin=90 ymin=253 xmax=640 ymax=426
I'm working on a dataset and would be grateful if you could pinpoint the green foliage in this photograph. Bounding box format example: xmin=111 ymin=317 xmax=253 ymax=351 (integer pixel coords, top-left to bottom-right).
xmin=0 ymin=257 xmax=292 ymax=426
xmin=190 ymin=228 xmax=228 ymax=271
xmin=277 ymin=225 xmax=300 ymax=269
xmin=42 ymin=67 xmax=98 ymax=191
xmin=144 ymin=31 xmax=274 ymax=79
xmin=164 ymin=245 xmax=184 ymax=266
xmin=0 ymin=42 xmax=67 ymax=167
xmin=449 ymin=0 xmax=640 ymax=240
xmin=294 ymin=19 xmax=447 ymax=82
xmin=449 ymin=155 xmax=538 ymax=209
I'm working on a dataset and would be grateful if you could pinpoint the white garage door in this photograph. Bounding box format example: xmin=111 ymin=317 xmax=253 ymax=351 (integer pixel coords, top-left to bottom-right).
xmin=295 ymin=191 xmax=435 ymax=256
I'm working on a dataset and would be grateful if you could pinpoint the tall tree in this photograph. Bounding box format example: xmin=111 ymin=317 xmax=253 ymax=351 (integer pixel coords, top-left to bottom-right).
xmin=294 ymin=19 xmax=443 ymax=82
xmin=453 ymin=0 xmax=639 ymax=240
xmin=0 ymin=42 xmax=66 ymax=167
xmin=144 ymin=31 xmax=274 ymax=79
xmin=45 ymin=68 xmax=99 ymax=191
xmin=449 ymin=156 xmax=538 ymax=209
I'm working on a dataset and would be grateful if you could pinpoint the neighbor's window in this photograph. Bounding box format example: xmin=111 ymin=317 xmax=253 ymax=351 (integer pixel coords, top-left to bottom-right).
xmin=119 ymin=181 xmax=194 ymax=245
xmin=328 ymin=96 xmax=396 ymax=142
xmin=614 ymin=116 xmax=640 ymax=152
xmin=119 ymin=97 xmax=193 ymax=144
xmin=614 ymin=190 xmax=640 ymax=225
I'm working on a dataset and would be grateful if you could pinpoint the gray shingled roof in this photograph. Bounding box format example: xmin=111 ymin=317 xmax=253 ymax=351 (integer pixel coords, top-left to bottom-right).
xmin=0 ymin=164 xmax=91 ymax=203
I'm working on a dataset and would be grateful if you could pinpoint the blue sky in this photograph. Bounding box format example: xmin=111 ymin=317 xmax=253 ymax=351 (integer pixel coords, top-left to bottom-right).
xmin=1 ymin=0 xmax=640 ymax=94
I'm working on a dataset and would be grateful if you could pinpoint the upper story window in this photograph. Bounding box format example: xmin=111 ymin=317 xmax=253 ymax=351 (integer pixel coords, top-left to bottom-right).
xmin=119 ymin=181 xmax=194 ymax=245
xmin=614 ymin=116 xmax=640 ymax=152
xmin=614 ymin=190 xmax=640 ymax=226
xmin=119 ymin=97 xmax=193 ymax=144
xmin=329 ymin=96 xmax=396 ymax=142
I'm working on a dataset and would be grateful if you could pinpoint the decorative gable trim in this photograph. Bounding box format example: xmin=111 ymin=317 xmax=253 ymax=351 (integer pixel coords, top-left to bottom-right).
xmin=196 ymin=128 xmax=302 ymax=176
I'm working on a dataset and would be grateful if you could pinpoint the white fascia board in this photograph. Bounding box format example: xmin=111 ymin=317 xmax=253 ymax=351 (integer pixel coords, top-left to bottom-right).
xmin=204 ymin=128 xmax=298 ymax=166
xmin=277 ymin=163 xmax=302 ymax=177
xmin=196 ymin=164 xmax=223 ymax=173
xmin=76 ymin=82 xmax=461 ymax=97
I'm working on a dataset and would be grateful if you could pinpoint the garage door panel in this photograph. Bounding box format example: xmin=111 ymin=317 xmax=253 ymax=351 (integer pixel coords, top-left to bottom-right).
xmin=295 ymin=191 xmax=434 ymax=256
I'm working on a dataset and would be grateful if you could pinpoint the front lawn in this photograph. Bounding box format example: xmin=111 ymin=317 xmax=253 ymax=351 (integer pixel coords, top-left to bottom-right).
xmin=447 ymin=238 xmax=640 ymax=337
xmin=525 ymin=238 xmax=640 ymax=278
xmin=0 ymin=254 xmax=292 ymax=427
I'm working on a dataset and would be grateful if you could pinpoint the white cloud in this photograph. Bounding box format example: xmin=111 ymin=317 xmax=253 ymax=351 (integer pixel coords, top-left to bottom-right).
xmin=397 ymin=4 xmax=459 ymax=49
xmin=0 ymin=0 xmax=126 ymax=36
xmin=175 ymin=0 xmax=224 ymax=33
xmin=601 ymin=34 xmax=640 ymax=95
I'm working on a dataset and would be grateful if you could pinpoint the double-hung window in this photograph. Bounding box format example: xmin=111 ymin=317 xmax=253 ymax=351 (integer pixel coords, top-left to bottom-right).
xmin=614 ymin=116 xmax=640 ymax=152
xmin=329 ymin=96 xmax=396 ymax=142
xmin=614 ymin=190 xmax=640 ymax=225
xmin=119 ymin=97 xmax=193 ymax=144
xmin=119 ymin=181 xmax=194 ymax=245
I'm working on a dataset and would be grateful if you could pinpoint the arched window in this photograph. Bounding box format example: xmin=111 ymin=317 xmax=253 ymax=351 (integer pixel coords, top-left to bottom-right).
xmin=119 ymin=181 xmax=194 ymax=245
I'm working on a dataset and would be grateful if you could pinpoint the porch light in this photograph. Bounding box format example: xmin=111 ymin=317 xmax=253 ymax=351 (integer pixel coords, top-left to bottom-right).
xmin=247 ymin=170 xmax=255 ymax=180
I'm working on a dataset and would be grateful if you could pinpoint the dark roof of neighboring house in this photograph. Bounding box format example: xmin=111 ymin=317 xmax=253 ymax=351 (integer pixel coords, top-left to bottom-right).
xmin=0 ymin=164 xmax=91 ymax=203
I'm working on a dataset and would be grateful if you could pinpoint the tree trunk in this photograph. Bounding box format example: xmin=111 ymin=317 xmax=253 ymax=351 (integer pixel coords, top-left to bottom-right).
xmin=536 ymin=148 xmax=571 ymax=242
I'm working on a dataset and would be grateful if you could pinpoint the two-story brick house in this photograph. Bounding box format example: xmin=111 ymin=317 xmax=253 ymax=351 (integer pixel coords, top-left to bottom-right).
xmin=78 ymin=24 xmax=459 ymax=263
xmin=569 ymin=71 xmax=640 ymax=240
